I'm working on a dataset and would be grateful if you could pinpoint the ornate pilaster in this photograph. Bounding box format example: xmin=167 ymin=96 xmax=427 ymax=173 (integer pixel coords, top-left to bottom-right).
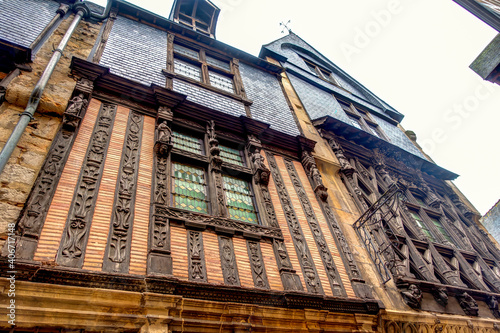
xmin=148 ymin=106 xmax=174 ymax=275
xmin=102 ymin=112 xmax=143 ymax=273
xmin=207 ymin=120 xmax=226 ymax=217
xmin=284 ymin=159 xmax=345 ymax=296
xmin=301 ymin=151 xmax=328 ymax=201
xmin=219 ymin=236 xmax=240 ymax=286
xmin=188 ymin=231 xmax=207 ymax=282
xmin=57 ymin=103 xmax=117 ymax=267
xmin=247 ymin=241 xmax=270 ymax=289
xmin=266 ymin=153 xmax=323 ymax=294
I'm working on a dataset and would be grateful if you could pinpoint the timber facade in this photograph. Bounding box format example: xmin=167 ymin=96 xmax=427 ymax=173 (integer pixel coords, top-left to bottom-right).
xmin=0 ymin=0 xmax=499 ymax=332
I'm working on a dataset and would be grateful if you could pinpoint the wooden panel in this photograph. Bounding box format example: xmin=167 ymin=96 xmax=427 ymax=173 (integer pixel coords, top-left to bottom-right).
xmin=276 ymin=156 xmax=330 ymax=296
xmin=128 ymin=115 xmax=155 ymax=275
xmin=260 ymin=241 xmax=283 ymax=291
xmin=203 ymin=231 xmax=224 ymax=285
xmin=34 ymin=99 xmax=101 ymax=262
xmin=82 ymin=106 xmax=129 ymax=270
xmin=293 ymin=160 xmax=356 ymax=298
xmin=171 ymin=226 xmax=188 ymax=280
xmin=233 ymin=237 xmax=253 ymax=288
xmin=262 ymin=153 xmax=306 ymax=289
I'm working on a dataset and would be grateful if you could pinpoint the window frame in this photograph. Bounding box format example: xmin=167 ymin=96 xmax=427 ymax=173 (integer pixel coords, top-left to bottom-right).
xmin=172 ymin=41 xmax=236 ymax=94
xmin=337 ymin=98 xmax=389 ymax=141
xmin=168 ymin=120 xmax=261 ymax=225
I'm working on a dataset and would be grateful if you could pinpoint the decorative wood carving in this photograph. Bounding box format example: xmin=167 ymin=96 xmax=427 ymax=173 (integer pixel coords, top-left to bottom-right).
xmin=284 ymin=159 xmax=345 ymax=296
xmin=301 ymin=151 xmax=328 ymax=201
xmin=266 ymin=153 xmax=323 ymax=294
xmin=247 ymin=241 xmax=270 ymax=289
xmin=207 ymin=120 xmax=226 ymax=218
xmin=458 ymin=292 xmax=479 ymax=316
xmin=400 ymin=284 xmax=423 ymax=309
xmin=57 ymin=103 xmax=117 ymax=268
xmin=488 ymin=296 xmax=500 ymax=318
xmin=16 ymin=130 xmax=76 ymax=259
xmin=218 ymin=236 xmax=240 ymax=286
xmin=103 ymin=112 xmax=143 ymax=273
xmin=63 ymin=78 xmax=93 ymax=130
xmin=154 ymin=120 xmax=173 ymax=156
xmin=153 ymin=205 xmax=282 ymax=239
xmin=432 ymin=287 xmax=449 ymax=307
xmin=188 ymin=231 xmax=207 ymax=282
xmin=91 ymin=8 xmax=118 ymax=64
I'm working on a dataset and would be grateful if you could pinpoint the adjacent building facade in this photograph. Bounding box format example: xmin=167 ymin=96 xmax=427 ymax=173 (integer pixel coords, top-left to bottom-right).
xmin=0 ymin=0 xmax=499 ymax=332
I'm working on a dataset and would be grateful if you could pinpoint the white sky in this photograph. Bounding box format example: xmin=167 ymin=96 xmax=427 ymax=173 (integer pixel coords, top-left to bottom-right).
xmin=92 ymin=0 xmax=500 ymax=215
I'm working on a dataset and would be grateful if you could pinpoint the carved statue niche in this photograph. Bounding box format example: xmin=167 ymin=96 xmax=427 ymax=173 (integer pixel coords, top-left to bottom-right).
xmin=154 ymin=121 xmax=173 ymax=156
xmin=63 ymin=78 xmax=92 ymax=131
xmin=246 ymin=134 xmax=270 ymax=185
xmin=329 ymin=138 xmax=354 ymax=173
xmin=458 ymin=292 xmax=479 ymax=316
xmin=488 ymin=295 xmax=500 ymax=318
xmin=432 ymin=287 xmax=449 ymax=307
xmin=207 ymin=120 xmax=222 ymax=170
xmin=301 ymin=151 xmax=328 ymax=201
xmin=401 ymin=284 xmax=423 ymax=309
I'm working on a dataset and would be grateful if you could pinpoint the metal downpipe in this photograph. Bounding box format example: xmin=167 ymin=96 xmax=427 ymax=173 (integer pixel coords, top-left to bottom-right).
xmin=0 ymin=9 xmax=85 ymax=175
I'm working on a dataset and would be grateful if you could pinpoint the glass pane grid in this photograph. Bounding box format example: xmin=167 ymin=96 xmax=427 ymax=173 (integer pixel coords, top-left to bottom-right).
xmin=223 ymin=175 xmax=257 ymax=224
xmin=206 ymin=56 xmax=230 ymax=71
xmin=172 ymin=163 xmax=208 ymax=214
xmin=209 ymin=71 xmax=234 ymax=93
xmin=172 ymin=131 xmax=202 ymax=154
xmin=174 ymin=58 xmax=201 ymax=81
xmin=220 ymin=145 xmax=244 ymax=166
xmin=173 ymin=44 xmax=199 ymax=59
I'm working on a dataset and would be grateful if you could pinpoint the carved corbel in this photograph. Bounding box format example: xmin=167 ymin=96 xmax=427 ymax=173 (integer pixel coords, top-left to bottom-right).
xmin=488 ymin=295 xmax=500 ymax=318
xmin=400 ymin=284 xmax=423 ymax=309
xmin=432 ymin=287 xmax=449 ymax=307
xmin=457 ymin=292 xmax=479 ymax=316
xmin=329 ymin=138 xmax=355 ymax=174
xmin=62 ymin=78 xmax=93 ymax=130
xmin=301 ymin=151 xmax=328 ymax=201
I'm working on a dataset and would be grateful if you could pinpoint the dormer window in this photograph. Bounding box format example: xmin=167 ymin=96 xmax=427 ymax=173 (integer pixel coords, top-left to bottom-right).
xmin=170 ymin=0 xmax=220 ymax=38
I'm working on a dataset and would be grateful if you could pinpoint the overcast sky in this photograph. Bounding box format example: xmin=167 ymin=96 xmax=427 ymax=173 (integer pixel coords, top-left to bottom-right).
xmin=92 ymin=0 xmax=500 ymax=215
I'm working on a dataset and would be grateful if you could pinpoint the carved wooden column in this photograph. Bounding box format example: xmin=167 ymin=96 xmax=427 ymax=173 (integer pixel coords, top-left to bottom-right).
xmin=147 ymin=106 xmax=174 ymax=275
xmin=102 ymin=111 xmax=144 ymax=273
xmin=187 ymin=230 xmax=207 ymax=282
xmin=91 ymin=8 xmax=118 ymax=63
xmin=247 ymin=240 xmax=270 ymax=289
xmin=57 ymin=102 xmax=117 ymax=268
xmin=246 ymin=135 xmax=302 ymax=291
xmin=207 ymin=120 xmax=226 ymax=217
xmin=266 ymin=152 xmax=323 ymax=294
xmin=165 ymin=33 xmax=175 ymax=90
xmin=284 ymin=158 xmax=345 ymax=297
xmin=15 ymin=78 xmax=94 ymax=260
xmin=218 ymin=236 xmax=240 ymax=286
xmin=299 ymin=138 xmax=372 ymax=298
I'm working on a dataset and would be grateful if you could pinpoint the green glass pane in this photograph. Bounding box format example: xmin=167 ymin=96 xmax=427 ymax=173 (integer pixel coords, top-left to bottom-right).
xmin=219 ymin=145 xmax=244 ymax=166
xmin=172 ymin=131 xmax=202 ymax=154
xmin=172 ymin=162 xmax=207 ymax=214
xmin=410 ymin=212 xmax=436 ymax=242
xmin=430 ymin=217 xmax=454 ymax=243
xmin=223 ymin=175 xmax=257 ymax=224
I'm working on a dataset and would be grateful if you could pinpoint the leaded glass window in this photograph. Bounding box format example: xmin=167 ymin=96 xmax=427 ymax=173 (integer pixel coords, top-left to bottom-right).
xmin=410 ymin=211 xmax=436 ymax=242
xmin=222 ymin=175 xmax=258 ymax=224
xmin=206 ymin=55 xmax=230 ymax=71
xmin=429 ymin=216 xmax=454 ymax=244
xmin=173 ymin=44 xmax=199 ymax=59
xmin=219 ymin=145 xmax=244 ymax=166
xmin=172 ymin=162 xmax=208 ymax=214
xmin=174 ymin=59 xmax=201 ymax=81
xmin=172 ymin=131 xmax=203 ymax=154
xmin=208 ymin=71 xmax=234 ymax=93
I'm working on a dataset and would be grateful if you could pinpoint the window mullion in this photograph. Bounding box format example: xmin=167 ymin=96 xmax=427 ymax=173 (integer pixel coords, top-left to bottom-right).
xmin=199 ymin=49 xmax=209 ymax=84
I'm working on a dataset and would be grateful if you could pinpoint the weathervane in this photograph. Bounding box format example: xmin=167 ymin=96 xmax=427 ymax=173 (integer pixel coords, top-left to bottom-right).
xmin=280 ymin=20 xmax=292 ymax=34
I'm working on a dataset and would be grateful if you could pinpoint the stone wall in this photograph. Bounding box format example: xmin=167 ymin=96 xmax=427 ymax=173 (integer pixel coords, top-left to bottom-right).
xmin=0 ymin=13 xmax=101 ymax=237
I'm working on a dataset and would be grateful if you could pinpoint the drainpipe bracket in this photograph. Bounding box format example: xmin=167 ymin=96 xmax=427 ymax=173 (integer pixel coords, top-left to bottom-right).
xmin=18 ymin=111 xmax=35 ymax=121
xmin=72 ymin=3 xmax=91 ymax=19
